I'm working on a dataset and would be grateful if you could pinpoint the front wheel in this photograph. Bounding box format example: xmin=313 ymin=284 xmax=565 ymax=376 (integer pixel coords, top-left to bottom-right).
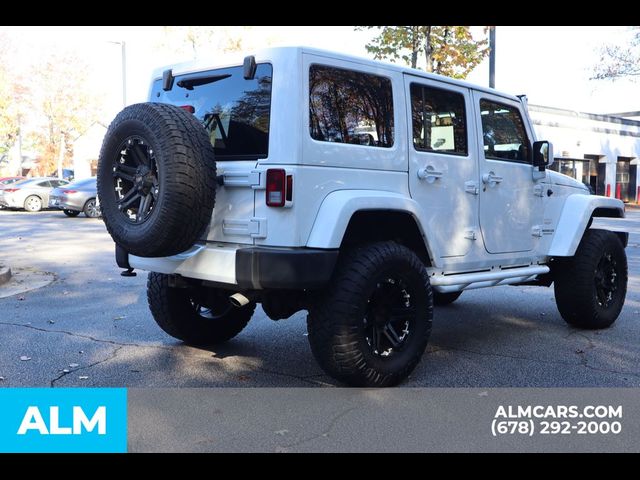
xmin=147 ymin=273 xmax=255 ymax=345
xmin=554 ymin=229 xmax=627 ymax=329
xmin=307 ymin=242 xmax=433 ymax=387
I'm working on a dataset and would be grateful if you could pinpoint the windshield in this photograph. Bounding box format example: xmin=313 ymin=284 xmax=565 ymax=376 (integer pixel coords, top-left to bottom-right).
xmin=151 ymin=63 xmax=272 ymax=160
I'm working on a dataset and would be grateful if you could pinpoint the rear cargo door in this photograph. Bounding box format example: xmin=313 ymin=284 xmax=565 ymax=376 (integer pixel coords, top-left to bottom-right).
xmin=206 ymin=160 xmax=262 ymax=244
xmin=150 ymin=62 xmax=274 ymax=245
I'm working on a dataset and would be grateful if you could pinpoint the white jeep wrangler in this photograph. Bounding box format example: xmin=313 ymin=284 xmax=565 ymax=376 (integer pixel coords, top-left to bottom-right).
xmin=97 ymin=47 xmax=628 ymax=387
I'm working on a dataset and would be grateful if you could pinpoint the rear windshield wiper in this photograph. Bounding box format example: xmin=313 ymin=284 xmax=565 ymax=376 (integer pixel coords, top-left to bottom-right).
xmin=177 ymin=73 xmax=232 ymax=90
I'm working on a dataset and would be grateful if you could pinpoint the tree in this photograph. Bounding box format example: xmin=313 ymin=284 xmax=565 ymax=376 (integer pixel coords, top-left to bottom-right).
xmin=591 ymin=27 xmax=640 ymax=80
xmin=26 ymin=52 xmax=100 ymax=176
xmin=157 ymin=26 xmax=248 ymax=59
xmin=356 ymin=26 xmax=490 ymax=79
xmin=0 ymin=33 xmax=19 ymax=159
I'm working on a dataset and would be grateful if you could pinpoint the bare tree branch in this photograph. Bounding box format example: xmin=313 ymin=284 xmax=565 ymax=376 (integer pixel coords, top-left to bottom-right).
xmin=591 ymin=27 xmax=640 ymax=81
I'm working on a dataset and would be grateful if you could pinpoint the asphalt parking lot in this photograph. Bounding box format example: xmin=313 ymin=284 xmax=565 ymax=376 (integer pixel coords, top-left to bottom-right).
xmin=1 ymin=209 xmax=640 ymax=388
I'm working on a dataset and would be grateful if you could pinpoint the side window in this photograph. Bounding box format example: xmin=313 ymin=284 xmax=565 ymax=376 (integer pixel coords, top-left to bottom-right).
xmin=410 ymin=84 xmax=467 ymax=155
xmin=309 ymin=65 xmax=394 ymax=148
xmin=38 ymin=181 xmax=52 ymax=187
xmin=480 ymin=99 xmax=530 ymax=163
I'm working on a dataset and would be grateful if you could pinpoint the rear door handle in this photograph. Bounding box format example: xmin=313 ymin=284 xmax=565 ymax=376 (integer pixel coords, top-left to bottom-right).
xmin=482 ymin=171 xmax=503 ymax=187
xmin=417 ymin=165 xmax=444 ymax=183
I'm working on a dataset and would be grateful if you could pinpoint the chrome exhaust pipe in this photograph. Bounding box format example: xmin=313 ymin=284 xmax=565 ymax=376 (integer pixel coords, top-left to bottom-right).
xmin=229 ymin=292 xmax=251 ymax=308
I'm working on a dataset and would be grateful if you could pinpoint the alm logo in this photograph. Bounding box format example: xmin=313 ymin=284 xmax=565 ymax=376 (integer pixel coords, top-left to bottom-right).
xmin=0 ymin=388 xmax=126 ymax=453
xmin=17 ymin=406 xmax=106 ymax=435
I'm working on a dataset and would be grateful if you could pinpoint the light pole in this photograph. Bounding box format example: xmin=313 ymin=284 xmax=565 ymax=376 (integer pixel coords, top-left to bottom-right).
xmin=108 ymin=40 xmax=127 ymax=108
xmin=489 ymin=27 xmax=496 ymax=89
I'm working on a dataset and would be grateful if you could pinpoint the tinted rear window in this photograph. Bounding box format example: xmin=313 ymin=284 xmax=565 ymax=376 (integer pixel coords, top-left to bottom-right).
xmin=151 ymin=63 xmax=272 ymax=160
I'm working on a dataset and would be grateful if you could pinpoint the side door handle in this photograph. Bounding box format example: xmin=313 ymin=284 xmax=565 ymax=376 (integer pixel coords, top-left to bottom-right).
xmin=482 ymin=171 xmax=503 ymax=188
xmin=417 ymin=165 xmax=444 ymax=183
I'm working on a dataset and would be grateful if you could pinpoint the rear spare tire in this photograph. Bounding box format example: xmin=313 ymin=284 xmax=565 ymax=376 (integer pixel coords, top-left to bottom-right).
xmin=97 ymin=103 xmax=216 ymax=258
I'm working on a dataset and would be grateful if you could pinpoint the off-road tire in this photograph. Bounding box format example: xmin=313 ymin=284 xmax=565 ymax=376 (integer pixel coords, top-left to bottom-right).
xmin=307 ymin=241 xmax=433 ymax=387
xmin=147 ymin=272 xmax=255 ymax=345
xmin=97 ymin=102 xmax=216 ymax=258
xmin=554 ymin=229 xmax=627 ymax=329
xmin=433 ymin=291 xmax=462 ymax=306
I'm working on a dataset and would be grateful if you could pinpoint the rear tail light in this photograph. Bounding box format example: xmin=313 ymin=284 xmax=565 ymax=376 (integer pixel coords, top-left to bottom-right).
xmin=3 ymin=188 xmax=18 ymax=193
xmin=62 ymin=190 xmax=78 ymax=194
xmin=179 ymin=105 xmax=195 ymax=114
xmin=266 ymin=169 xmax=286 ymax=207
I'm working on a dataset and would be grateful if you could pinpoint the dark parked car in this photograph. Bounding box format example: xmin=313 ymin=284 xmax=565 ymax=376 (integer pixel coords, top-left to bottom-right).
xmin=49 ymin=177 xmax=100 ymax=218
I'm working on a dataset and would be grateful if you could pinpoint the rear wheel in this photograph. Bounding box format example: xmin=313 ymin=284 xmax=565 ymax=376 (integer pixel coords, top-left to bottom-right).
xmin=83 ymin=198 xmax=101 ymax=218
xmin=147 ymin=272 xmax=255 ymax=345
xmin=433 ymin=291 xmax=462 ymax=306
xmin=554 ymin=229 xmax=627 ymax=329
xmin=24 ymin=195 xmax=42 ymax=212
xmin=307 ymin=242 xmax=433 ymax=387
xmin=63 ymin=209 xmax=80 ymax=217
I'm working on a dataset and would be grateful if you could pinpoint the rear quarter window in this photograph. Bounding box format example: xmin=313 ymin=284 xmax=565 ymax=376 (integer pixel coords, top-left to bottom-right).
xmin=309 ymin=65 xmax=394 ymax=148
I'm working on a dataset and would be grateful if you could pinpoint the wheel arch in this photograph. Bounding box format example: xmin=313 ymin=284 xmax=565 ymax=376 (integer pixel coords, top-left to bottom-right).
xmin=548 ymin=194 xmax=625 ymax=257
xmin=306 ymin=190 xmax=434 ymax=265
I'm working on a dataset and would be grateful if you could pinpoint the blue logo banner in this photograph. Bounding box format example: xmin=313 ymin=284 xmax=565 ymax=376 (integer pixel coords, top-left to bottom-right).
xmin=0 ymin=388 xmax=127 ymax=453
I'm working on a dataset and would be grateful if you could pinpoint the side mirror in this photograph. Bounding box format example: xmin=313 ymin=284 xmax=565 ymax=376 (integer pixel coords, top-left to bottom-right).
xmin=532 ymin=140 xmax=553 ymax=169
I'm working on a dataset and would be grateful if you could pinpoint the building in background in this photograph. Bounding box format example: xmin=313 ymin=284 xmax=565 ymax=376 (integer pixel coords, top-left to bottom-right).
xmin=530 ymin=105 xmax=640 ymax=203
xmin=73 ymin=122 xmax=107 ymax=179
xmin=4 ymin=103 xmax=639 ymax=202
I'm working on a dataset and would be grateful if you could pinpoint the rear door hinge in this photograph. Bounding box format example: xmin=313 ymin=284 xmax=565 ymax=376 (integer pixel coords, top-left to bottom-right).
xmin=465 ymin=181 xmax=479 ymax=195
xmin=533 ymin=184 xmax=545 ymax=197
xmin=531 ymin=225 xmax=543 ymax=237
xmin=221 ymin=170 xmax=262 ymax=188
xmin=464 ymin=229 xmax=477 ymax=240
xmin=249 ymin=217 xmax=267 ymax=238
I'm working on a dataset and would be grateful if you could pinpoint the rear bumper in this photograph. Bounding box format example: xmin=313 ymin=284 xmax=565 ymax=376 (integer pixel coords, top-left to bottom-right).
xmin=0 ymin=196 xmax=20 ymax=208
xmin=236 ymin=247 xmax=338 ymax=289
xmin=123 ymin=244 xmax=338 ymax=290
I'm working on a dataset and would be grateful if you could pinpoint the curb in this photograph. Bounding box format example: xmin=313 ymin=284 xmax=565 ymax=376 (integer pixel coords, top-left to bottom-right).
xmin=0 ymin=266 xmax=11 ymax=286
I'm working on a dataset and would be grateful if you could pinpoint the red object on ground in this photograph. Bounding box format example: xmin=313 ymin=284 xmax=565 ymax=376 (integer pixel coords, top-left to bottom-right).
xmin=616 ymin=183 xmax=622 ymax=199
xmin=606 ymin=184 xmax=611 ymax=197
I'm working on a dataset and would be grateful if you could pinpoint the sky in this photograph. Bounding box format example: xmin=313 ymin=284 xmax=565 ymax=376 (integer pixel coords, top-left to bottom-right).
xmin=2 ymin=25 xmax=637 ymax=123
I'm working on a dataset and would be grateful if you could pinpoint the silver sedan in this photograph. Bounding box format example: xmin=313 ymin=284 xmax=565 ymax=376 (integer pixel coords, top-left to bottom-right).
xmin=49 ymin=177 xmax=101 ymax=218
xmin=0 ymin=177 xmax=69 ymax=212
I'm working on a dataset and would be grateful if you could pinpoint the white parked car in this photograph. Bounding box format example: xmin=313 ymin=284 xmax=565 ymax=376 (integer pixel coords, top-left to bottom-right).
xmin=0 ymin=177 xmax=69 ymax=212
xmin=97 ymin=47 xmax=629 ymax=387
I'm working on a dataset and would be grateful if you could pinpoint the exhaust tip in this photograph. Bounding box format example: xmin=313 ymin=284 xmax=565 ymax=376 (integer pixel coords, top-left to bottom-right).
xmin=229 ymin=292 xmax=250 ymax=308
